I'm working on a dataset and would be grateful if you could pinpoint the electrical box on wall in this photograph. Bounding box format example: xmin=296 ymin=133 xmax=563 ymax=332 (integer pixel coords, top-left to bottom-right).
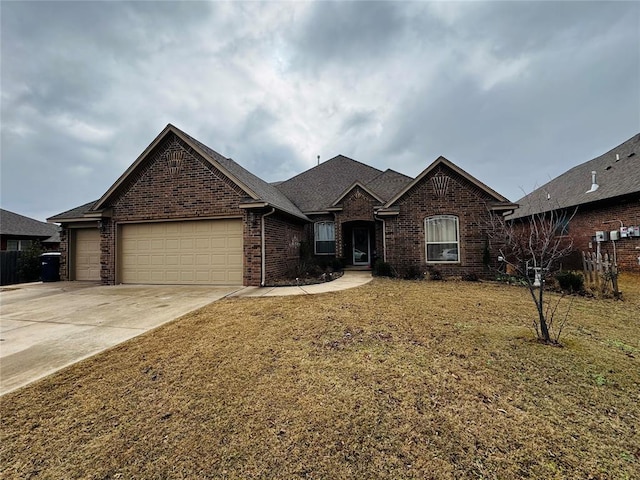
xmin=610 ymin=230 xmax=620 ymax=241
xmin=620 ymin=227 xmax=629 ymax=238
xmin=595 ymin=231 xmax=608 ymax=242
xmin=629 ymin=226 xmax=640 ymax=237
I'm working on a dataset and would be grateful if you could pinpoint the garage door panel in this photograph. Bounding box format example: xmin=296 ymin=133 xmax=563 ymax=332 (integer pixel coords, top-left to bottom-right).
xmin=121 ymin=220 xmax=242 ymax=285
xmin=75 ymin=229 xmax=100 ymax=281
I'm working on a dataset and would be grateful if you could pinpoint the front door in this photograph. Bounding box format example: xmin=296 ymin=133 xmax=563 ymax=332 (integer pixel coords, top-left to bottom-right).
xmin=352 ymin=227 xmax=370 ymax=265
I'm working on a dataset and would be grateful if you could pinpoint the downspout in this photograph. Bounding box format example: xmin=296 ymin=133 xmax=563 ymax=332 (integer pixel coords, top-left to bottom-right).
xmin=375 ymin=215 xmax=387 ymax=262
xmin=382 ymin=218 xmax=387 ymax=262
xmin=261 ymin=208 xmax=276 ymax=286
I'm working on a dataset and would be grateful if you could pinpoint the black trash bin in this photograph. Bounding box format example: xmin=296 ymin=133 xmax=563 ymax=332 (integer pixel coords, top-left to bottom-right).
xmin=41 ymin=252 xmax=61 ymax=282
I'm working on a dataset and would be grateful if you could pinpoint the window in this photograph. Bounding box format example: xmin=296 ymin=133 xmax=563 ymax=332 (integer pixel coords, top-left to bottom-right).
xmin=6 ymin=239 xmax=31 ymax=251
xmin=555 ymin=218 xmax=570 ymax=236
xmin=314 ymin=221 xmax=335 ymax=254
xmin=425 ymin=215 xmax=459 ymax=262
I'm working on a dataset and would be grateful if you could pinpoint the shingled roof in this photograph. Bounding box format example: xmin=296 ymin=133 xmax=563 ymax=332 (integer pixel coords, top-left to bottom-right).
xmin=47 ymin=200 xmax=98 ymax=222
xmin=177 ymin=128 xmax=307 ymax=220
xmin=365 ymin=169 xmax=413 ymax=202
xmin=2 ymin=208 xmax=59 ymax=242
xmin=510 ymin=133 xmax=640 ymax=219
xmin=275 ymin=155 xmax=385 ymax=213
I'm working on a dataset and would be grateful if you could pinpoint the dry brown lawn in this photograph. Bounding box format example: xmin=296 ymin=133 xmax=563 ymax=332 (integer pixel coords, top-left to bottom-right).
xmin=2 ymin=275 xmax=639 ymax=479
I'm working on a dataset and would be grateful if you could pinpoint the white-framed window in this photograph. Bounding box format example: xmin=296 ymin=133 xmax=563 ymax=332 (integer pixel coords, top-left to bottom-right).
xmin=425 ymin=215 xmax=459 ymax=263
xmin=314 ymin=221 xmax=336 ymax=255
xmin=6 ymin=239 xmax=32 ymax=251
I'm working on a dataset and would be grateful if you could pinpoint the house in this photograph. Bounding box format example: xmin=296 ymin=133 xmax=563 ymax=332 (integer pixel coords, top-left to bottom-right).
xmin=1 ymin=209 xmax=60 ymax=251
xmin=509 ymin=133 xmax=640 ymax=271
xmin=48 ymin=124 xmax=515 ymax=286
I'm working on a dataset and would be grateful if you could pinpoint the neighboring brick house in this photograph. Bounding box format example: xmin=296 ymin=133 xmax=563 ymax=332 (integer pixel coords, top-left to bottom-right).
xmin=509 ymin=133 xmax=640 ymax=272
xmin=48 ymin=124 xmax=515 ymax=286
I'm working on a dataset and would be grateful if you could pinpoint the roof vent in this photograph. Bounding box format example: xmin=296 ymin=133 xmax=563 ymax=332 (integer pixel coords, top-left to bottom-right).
xmin=616 ymin=153 xmax=620 ymax=162
xmin=586 ymin=170 xmax=599 ymax=193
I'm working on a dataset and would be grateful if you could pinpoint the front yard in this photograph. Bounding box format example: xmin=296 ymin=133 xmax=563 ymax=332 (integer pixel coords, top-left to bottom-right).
xmin=1 ymin=276 xmax=639 ymax=479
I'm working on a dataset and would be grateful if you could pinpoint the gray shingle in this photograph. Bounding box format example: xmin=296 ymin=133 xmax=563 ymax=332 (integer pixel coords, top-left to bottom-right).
xmin=510 ymin=133 xmax=640 ymax=219
xmin=1 ymin=209 xmax=60 ymax=238
xmin=177 ymin=129 xmax=307 ymax=220
xmin=276 ymin=155 xmax=385 ymax=212
xmin=47 ymin=200 xmax=98 ymax=222
xmin=365 ymin=169 xmax=413 ymax=202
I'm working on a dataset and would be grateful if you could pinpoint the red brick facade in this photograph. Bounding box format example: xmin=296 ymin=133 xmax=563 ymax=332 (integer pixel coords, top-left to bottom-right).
xmin=54 ymin=127 xmax=513 ymax=285
xmin=384 ymin=165 xmax=499 ymax=278
xmin=566 ymin=195 xmax=640 ymax=272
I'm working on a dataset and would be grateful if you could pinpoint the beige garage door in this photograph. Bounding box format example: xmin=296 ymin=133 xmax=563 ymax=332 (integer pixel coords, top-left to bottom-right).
xmin=120 ymin=220 xmax=243 ymax=285
xmin=75 ymin=228 xmax=101 ymax=281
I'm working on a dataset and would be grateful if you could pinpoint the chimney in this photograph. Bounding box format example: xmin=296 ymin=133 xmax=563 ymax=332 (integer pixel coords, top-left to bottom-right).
xmin=586 ymin=170 xmax=599 ymax=193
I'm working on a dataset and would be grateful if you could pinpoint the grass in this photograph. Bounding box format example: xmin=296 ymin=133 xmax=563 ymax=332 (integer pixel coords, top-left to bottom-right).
xmin=1 ymin=275 xmax=639 ymax=479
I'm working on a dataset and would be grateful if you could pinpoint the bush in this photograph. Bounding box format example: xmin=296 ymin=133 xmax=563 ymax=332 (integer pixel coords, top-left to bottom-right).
xmin=331 ymin=257 xmax=346 ymax=271
xmin=17 ymin=242 xmax=44 ymax=283
xmin=555 ymin=271 xmax=584 ymax=293
xmin=426 ymin=267 xmax=442 ymax=281
xmin=372 ymin=260 xmax=394 ymax=277
xmin=403 ymin=265 xmax=423 ymax=280
xmin=462 ymin=272 xmax=479 ymax=282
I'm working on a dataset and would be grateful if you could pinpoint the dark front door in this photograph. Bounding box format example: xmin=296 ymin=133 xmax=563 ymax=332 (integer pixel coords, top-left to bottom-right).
xmin=352 ymin=227 xmax=370 ymax=265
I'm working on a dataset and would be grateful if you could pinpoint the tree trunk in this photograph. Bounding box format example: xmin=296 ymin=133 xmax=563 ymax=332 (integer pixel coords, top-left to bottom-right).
xmin=537 ymin=283 xmax=551 ymax=342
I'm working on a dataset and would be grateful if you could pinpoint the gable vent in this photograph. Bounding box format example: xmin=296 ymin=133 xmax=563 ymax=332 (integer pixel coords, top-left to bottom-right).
xmin=164 ymin=142 xmax=186 ymax=176
xmin=431 ymin=174 xmax=450 ymax=197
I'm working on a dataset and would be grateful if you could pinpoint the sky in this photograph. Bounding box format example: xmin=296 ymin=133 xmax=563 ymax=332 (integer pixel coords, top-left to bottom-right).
xmin=1 ymin=1 xmax=639 ymax=222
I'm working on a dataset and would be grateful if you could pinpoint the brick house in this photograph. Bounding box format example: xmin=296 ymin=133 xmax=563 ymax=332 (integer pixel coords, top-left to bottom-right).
xmin=509 ymin=133 xmax=640 ymax=272
xmin=48 ymin=124 xmax=515 ymax=286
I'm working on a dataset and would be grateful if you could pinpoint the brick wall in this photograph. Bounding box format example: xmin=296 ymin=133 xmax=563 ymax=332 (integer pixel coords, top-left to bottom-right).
xmin=263 ymin=213 xmax=305 ymax=284
xmin=96 ymin=133 xmax=270 ymax=286
xmin=385 ymin=165 xmax=498 ymax=278
xmin=566 ymin=196 xmax=640 ymax=272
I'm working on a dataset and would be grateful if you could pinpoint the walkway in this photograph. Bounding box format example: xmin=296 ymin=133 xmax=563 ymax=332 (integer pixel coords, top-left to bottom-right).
xmin=231 ymin=270 xmax=372 ymax=297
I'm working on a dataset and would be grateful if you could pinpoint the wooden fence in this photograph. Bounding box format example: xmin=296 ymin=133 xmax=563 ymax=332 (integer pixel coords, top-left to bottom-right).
xmin=0 ymin=251 xmax=21 ymax=286
xmin=582 ymin=251 xmax=619 ymax=296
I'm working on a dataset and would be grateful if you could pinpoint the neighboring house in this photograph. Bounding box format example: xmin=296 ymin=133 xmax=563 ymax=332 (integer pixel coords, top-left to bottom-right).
xmin=509 ymin=133 xmax=640 ymax=271
xmin=1 ymin=208 xmax=60 ymax=251
xmin=48 ymin=124 xmax=515 ymax=286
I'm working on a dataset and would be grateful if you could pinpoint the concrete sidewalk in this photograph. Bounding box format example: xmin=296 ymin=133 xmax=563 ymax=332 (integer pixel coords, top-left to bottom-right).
xmin=232 ymin=270 xmax=372 ymax=297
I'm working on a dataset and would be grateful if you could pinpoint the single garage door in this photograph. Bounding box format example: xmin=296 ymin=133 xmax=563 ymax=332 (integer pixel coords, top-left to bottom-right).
xmin=120 ymin=219 xmax=243 ymax=285
xmin=75 ymin=228 xmax=101 ymax=281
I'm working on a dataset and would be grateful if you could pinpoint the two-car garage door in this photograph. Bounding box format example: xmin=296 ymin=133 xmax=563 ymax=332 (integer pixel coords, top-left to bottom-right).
xmin=120 ymin=219 xmax=243 ymax=285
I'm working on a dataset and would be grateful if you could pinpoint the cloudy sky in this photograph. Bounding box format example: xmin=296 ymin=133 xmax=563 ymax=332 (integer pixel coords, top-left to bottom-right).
xmin=2 ymin=1 xmax=638 ymax=222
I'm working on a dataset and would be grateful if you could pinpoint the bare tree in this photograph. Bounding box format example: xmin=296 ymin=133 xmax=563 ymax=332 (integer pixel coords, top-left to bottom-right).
xmin=488 ymin=207 xmax=577 ymax=344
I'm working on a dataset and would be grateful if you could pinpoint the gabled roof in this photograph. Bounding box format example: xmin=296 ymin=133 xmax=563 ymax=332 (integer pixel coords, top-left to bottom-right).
xmin=331 ymin=181 xmax=385 ymax=207
xmin=91 ymin=124 xmax=306 ymax=221
xmin=1 ymin=209 xmax=59 ymax=240
xmin=275 ymin=155 xmax=384 ymax=213
xmin=381 ymin=156 xmax=512 ymax=210
xmin=510 ymin=133 xmax=640 ymax=219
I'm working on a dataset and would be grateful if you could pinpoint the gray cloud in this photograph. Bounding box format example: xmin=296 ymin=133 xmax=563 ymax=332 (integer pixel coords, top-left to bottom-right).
xmin=1 ymin=1 xmax=638 ymax=221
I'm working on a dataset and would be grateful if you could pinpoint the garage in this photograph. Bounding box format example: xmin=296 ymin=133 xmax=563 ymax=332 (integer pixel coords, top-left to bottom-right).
xmin=75 ymin=228 xmax=101 ymax=281
xmin=119 ymin=219 xmax=243 ymax=285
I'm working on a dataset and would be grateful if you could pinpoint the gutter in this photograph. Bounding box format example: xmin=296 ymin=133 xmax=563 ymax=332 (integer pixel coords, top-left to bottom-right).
xmin=261 ymin=208 xmax=276 ymax=286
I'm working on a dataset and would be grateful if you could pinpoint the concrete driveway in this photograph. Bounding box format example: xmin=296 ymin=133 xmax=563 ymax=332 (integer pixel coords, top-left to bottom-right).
xmin=0 ymin=282 xmax=242 ymax=395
